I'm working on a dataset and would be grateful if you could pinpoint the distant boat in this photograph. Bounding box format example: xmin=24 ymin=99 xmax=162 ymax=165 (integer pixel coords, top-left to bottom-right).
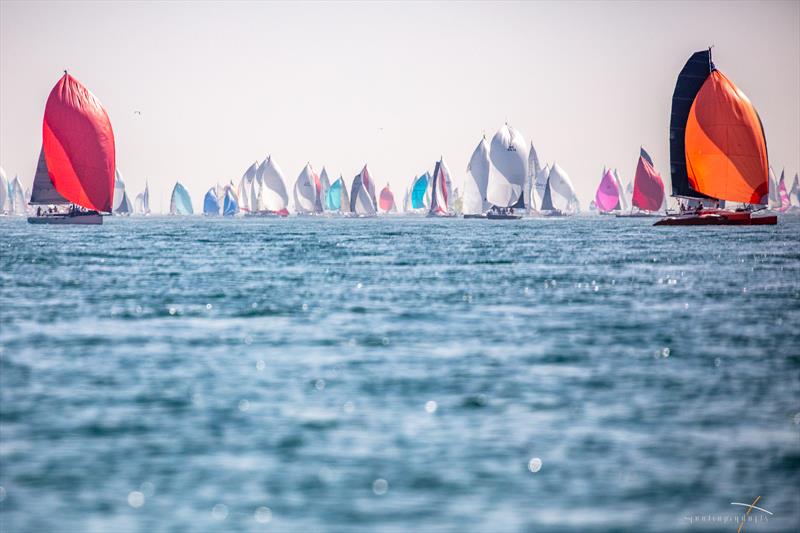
xmin=790 ymin=173 xmax=800 ymax=208
xmin=169 ymin=182 xmax=193 ymax=215
xmin=250 ymin=155 xmax=289 ymax=216
xmin=10 ymin=175 xmax=26 ymax=216
xmin=777 ymin=170 xmax=791 ymax=212
xmin=0 ymin=167 xmax=8 ymax=214
xmin=325 ymin=175 xmax=350 ymax=214
xmin=527 ymin=141 xmax=544 ymax=211
xmin=112 ymin=169 xmax=133 ymax=215
xmin=28 ymin=72 xmax=115 ymax=225
xmin=319 ymin=168 xmax=331 ymax=211
xmin=612 ymin=169 xmax=629 ymax=212
xmin=349 ymin=165 xmax=377 ymax=217
xmin=656 ymin=48 xmax=775 ymax=226
xmin=222 ymin=186 xmax=239 ymax=216
xmin=294 ymin=163 xmax=321 ymax=215
xmin=428 ymin=159 xmax=454 ymax=217
xmin=237 ymin=161 xmax=259 ymax=213
xmin=203 ymin=187 xmax=220 ymax=215
xmin=539 ymin=163 xmax=578 ymax=216
xmin=379 ymin=183 xmax=397 ymax=213
xmin=486 ymin=124 xmax=527 ymax=219
xmin=618 ymin=148 xmax=666 ymax=217
xmin=134 ymin=181 xmax=151 ymax=215
xmin=594 ymin=168 xmax=621 ymax=214
xmin=768 ymin=168 xmax=781 ymax=210
xmin=408 ymin=172 xmax=430 ymax=213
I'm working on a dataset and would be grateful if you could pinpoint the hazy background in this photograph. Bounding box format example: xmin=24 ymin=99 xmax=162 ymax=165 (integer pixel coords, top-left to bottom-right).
xmin=1 ymin=0 xmax=798 ymax=211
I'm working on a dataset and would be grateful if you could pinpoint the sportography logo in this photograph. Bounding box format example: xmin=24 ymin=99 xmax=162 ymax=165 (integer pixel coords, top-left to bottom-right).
xmin=683 ymin=497 xmax=773 ymax=531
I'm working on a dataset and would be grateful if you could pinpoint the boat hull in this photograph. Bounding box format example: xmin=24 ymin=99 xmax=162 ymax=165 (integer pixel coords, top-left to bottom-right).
xmin=486 ymin=213 xmax=522 ymax=220
xmin=616 ymin=212 xmax=662 ymax=218
xmin=654 ymin=210 xmax=777 ymax=226
xmin=463 ymin=214 xmax=487 ymax=219
xmin=28 ymin=213 xmax=103 ymax=225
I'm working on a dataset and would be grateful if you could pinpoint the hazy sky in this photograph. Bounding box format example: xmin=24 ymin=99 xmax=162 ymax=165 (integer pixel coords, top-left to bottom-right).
xmin=1 ymin=1 xmax=798 ymax=211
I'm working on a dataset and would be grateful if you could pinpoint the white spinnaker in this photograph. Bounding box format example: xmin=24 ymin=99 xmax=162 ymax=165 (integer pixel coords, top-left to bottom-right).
xmin=11 ymin=176 xmax=26 ymax=215
xmin=768 ymin=167 xmax=780 ymax=208
xmin=528 ymin=142 xmax=542 ymax=210
xmin=353 ymin=178 xmax=376 ymax=215
xmin=440 ymin=159 xmax=454 ymax=207
xmin=112 ymin=169 xmax=127 ymax=212
xmin=0 ymin=166 xmax=8 ymax=213
xmin=260 ymin=156 xmax=289 ymax=212
xmin=612 ymin=169 xmax=628 ymax=211
xmin=293 ymin=164 xmax=317 ymax=213
xmin=249 ymin=178 xmax=258 ymax=212
xmin=238 ymin=161 xmax=258 ymax=211
xmin=319 ymin=167 xmax=331 ymax=209
xmin=487 ymin=124 xmax=528 ymax=208
xmin=547 ymin=163 xmax=578 ymax=212
xmin=464 ymin=138 xmax=490 ymax=215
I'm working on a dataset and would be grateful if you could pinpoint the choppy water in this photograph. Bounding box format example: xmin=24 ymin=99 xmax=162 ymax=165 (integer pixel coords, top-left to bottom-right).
xmin=1 ymin=215 xmax=798 ymax=532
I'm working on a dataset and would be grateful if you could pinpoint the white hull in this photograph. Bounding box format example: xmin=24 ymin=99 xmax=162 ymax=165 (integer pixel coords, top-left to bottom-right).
xmin=28 ymin=213 xmax=103 ymax=225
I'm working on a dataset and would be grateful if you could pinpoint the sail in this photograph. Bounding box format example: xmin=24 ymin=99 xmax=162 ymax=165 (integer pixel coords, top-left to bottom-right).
xmin=612 ymin=169 xmax=629 ymax=211
xmin=41 ymin=73 xmax=115 ymax=212
xmin=487 ymin=124 xmax=528 ymax=208
xmin=768 ymin=168 xmax=781 ymax=208
xmin=534 ymin=163 xmax=550 ymax=208
xmin=360 ymin=165 xmax=377 ymax=209
xmin=319 ymin=168 xmax=331 ymax=210
xmin=379 ymin=184 xmax=396 ymax=213
xmin=464 ymin=137 xmax=490 ymax=215
xmin=203 ymin=187 xmax=220 ymax=215
xmin=0 ymin=167 xmax=8 ymax=213
xmin=258 ymin=156 xmax=289 ymax=212
xmin=111 ymin=168 xmax=131 ymax=213
xmin=223 ymin=187 xmax=238 ymax=216
xmin=169 ymin=182 xmax=193 ymax=215
xmin=293 ymin=163 xmax=318 ymax=214
xmin=595 ymin=169 xmax=620 ymax=213
xmin=632 ymin=147 xmax=666 ymax=212
xmin=791 ymin=174 xmax=800 ymax=207
xmin=440 ymin=159 xmax=454 ymax=205
xmin=778 ymin=170 xmax=791 ymax=212
xmin=10 ymin=176 xmax=26 ymax=215
xmin=349 ymin=168 xmax=376 ymax=216
xmin=237 ymin=161 xmax=258 ymax=212
xmin=29 ymin=147 xmax=68 ymax=205
xmin=312 ymin=169 xmax=324 ymax=213
xmin=428 ymin=160 xmax=450 ymax=215
xmin=410 ymin=173 xmax=429 ymax=209
xmin=684 ymin=68 xmax=768 ymax=204
xmin=669 ymin=50 xmax=713 ymax=199
xmin=540 ymin=175 xmax=555 ymax=211
xmin=326 ymin=178 xmax=343 ymax=211
xmin=547 ymin=163 xmax=578 ymax=211
xmin=528 ymin=141 xmax=542 ymax=210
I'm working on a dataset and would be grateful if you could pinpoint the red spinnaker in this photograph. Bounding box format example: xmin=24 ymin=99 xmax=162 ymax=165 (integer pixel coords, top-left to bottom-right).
xmin=43 ymin=73 xmax=115 ymax=212
xmin=632 ymin=150 xmax=665 ymax=212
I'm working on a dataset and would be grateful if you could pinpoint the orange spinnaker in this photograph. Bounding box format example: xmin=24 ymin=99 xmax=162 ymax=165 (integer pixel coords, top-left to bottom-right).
xmin=43 ymin=73 xmax=115 ymax=212
xmin=685 ymin=70 xmax=768 ymax=204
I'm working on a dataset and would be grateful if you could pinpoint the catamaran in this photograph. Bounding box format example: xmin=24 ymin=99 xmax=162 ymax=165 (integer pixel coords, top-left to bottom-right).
xmin=655 ymin=48 xmax=776 ymax=226
xmin=486 ymin=124 xmax=527 ymax=219
xmin=28 ymin=72 xmax=115 ymax=225
xmin=617 ymin=148 xmax=666 ymax=217
xmin=463 ymin=137 xmax=490 ymax=218
xmin=169 ymin=182 xmax=193 ymax=215
xmin=379 ymin=183 xmax=397 ymax=214
xmin=349 ymin=165 xmax=377 ymax=217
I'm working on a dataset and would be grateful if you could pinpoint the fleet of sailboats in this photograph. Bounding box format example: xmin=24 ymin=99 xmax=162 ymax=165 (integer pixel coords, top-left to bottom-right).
xmin=4 ymin=55 xmax=796 ymax=226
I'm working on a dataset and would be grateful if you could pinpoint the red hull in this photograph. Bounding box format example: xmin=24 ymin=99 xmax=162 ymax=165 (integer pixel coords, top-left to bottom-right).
xmin=654 ymin=210 xmax=777 ymax=226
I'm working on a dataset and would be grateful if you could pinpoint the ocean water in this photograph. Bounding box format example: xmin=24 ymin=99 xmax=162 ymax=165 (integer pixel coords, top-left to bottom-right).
xmin=0 ymin=215 xmax=798 ymax=533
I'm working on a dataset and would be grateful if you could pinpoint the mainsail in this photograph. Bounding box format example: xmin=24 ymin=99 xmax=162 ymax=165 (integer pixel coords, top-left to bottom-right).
xmin=463 ymin=137 xmax=490 ymax=215
xmin=487 ymin=124 xmax=528 ymax=208
xmin=29 ymin=147 xmax=68 ymax=206
xmin=612 ymin=169 xmax=629 ymax=211
xmin=169 ymin=182 xmax=193 ymax=215
xmin=203 ymin=187 xmax=220 ymax=215
xmin=632 ymin=148 xmax=666 ymax=212
xmin=40 ymin=72 xmax=115 ymax=212
xmin=293 ymin=163 xmax=319 ymax=214
xmin=595 ymin=168 xmax=620 ymax=213
xmin=379 ymin=184 xmax=396 ymax=213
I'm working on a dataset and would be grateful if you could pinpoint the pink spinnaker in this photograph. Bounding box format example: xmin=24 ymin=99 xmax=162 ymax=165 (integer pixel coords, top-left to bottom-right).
xmin=632 ymin=148 xmax=665 ymax=212
xmin=594 ymin=169 xmax=620 ymax=212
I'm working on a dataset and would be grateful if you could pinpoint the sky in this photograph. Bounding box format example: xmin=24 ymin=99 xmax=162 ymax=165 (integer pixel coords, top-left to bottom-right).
xmin=1 ymin=0 xmax=798 ymax=211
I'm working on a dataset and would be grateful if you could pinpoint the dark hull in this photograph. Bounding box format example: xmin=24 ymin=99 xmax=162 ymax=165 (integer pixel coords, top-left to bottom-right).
xmin=486 ymin=213 xmax=522 ymax=220
xmin=463 ymin=214 xmax=487 ymax=219
xmin=654 ymin=210 xmax=777 ymax=226
xmin=28 ymin=213 xmax=103 ymax=225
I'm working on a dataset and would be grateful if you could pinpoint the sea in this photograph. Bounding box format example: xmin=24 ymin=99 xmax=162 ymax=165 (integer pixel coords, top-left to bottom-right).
xmin=0 ymin=215 xmax=798 ymax=532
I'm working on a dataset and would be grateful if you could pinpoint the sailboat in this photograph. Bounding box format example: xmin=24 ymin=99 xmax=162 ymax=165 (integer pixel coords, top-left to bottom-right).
xmin=777 ymin=170 xmax=791 ymax=212
xmin=656 ymin=48 xmax=776 ymax=226
xmin=222 ymin=186 xmax=239 ymax=216
xmin=617 ymin=148 xmax=666 ymax=217
xmin=612 ymin=169 xmax=629 ymax=212
xmin=169 ymin=182 xmax=193 ymax=215
xmin=203 ymin=187 xmax=221 ymax=215
xmin=789 ymin=173 xmax=800 ymax=211
xmin=349 ymin=165 xmax=377 ymax=217
xmin=293 ymin=163 xmax=321 ymax=215
xmin=28 ymin=72 xmax=115 ymax=225
xmin=249 ymin=155 xmax=289 ymax=216
xmin=237 ymin=161 xmax=258 ymax=213
xmin=539 ymin=163 xmax=578 ymax=216
xmin=595 ymin=168 xmax=621 ymax=214
xmin=486 ymin=124 xmax=528 ymax=219
xmin=319 ymin=167 xmax=332 ymax=212
xmin=767 ymin=168 xmax=782 ymax=211
xmin=325 ymin=175 xmax=351 ymax=215
xmin=134 ymin=181 xmax=151 ymax=215
xmin=428 ymin=159 xmax=454 ymax=217
xmin=112 ymin=169 xmax=133 ymax=215
xmin=10 ymin=175 xmax=26 ymax=216
xmin=379 ymin=183 xmax=397 ymax=214
xmin=407 ymin=172 xmax=430 ymax=214
xmin=0 ymin=167 xmax=8 ymax=215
